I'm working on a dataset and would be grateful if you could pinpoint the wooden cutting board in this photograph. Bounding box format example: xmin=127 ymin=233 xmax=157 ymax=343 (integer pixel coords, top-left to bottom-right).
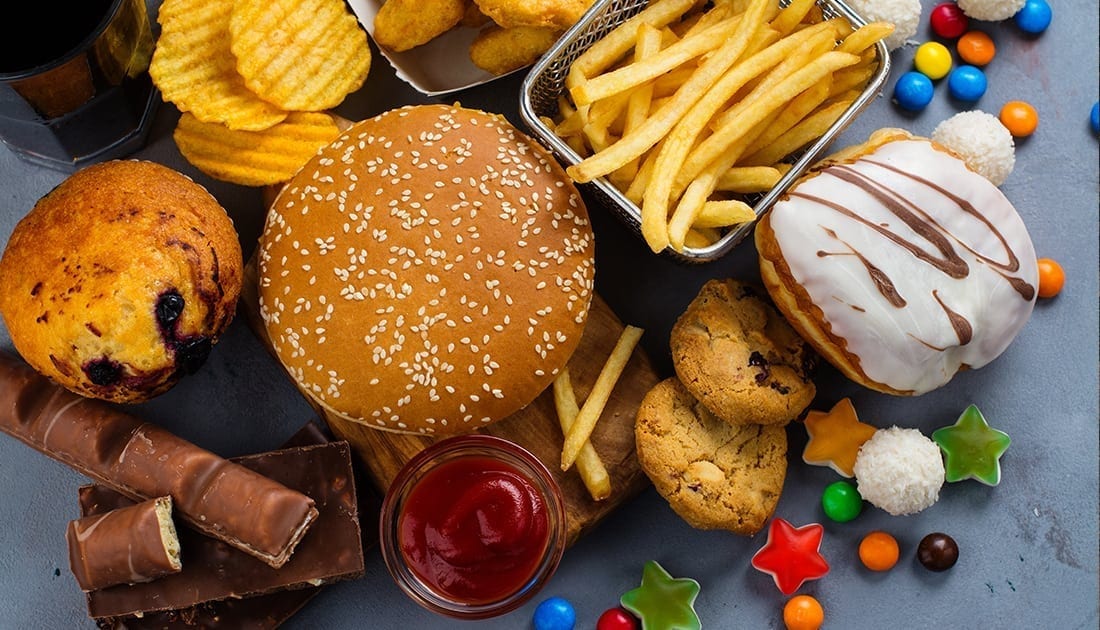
xmin=240 ymin=255 xmax=658 ymax=545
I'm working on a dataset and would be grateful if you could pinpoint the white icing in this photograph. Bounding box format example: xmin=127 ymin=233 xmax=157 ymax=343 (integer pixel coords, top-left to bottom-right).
xmin=768 ymin=139 xmax=1037 ymax=394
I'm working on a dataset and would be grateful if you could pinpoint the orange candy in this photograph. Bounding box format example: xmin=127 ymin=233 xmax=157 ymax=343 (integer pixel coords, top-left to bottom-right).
xmin=859 ymin=531 xmax=900 ymax=571
xmin=1037 ymin=258 xmax=1065 ymax=298
xmin=957 ymin=31 xmax=996 ymax=66
xmin=783 ymin=595 xmax=824 ymax=630
xmin=1000 ymin=101 xmax=1039 ymax=137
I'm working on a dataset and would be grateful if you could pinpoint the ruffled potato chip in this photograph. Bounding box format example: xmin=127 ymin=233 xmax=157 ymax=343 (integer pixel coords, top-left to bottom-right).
xmin=150 ymin=0 xmax=287 ymax=131
xmin=173 ymin=111 xmax=341 ymax=187
xmin=229 ymin=0 xmax=372 ymax=111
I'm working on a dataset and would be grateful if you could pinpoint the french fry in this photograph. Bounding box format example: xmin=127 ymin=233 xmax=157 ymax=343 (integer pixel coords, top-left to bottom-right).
xmin=684 ymin=226 xmax=721 ymax=248
xmin=692 ymin=199 xmax=757 ymax=227
xmin=612 ymin=24 xmax=666 ymax=185
xmin=572 ymin=14 xmax=742 ymax=106
xmin=570 ymin=0 xmax=698 ymax=78
xmin=553 ymin=369 xmax=612 ymax=501
xmin=714 ymin=165 xmax=783 ymax=192
xmin=561 ymin=325 xmax=644 ymax=471
xmin=769 ymin=0 xmax=817 ymax=36
xmin=741 ymin=78 xmax=830 ymax=156
xmin=837 ymin=21 xmax=895 ymax=55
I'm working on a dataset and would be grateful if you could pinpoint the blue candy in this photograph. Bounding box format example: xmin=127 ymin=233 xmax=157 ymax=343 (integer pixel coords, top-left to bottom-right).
xmin=947 ymin=65 xmax=987 ymax=102
xmin=534 ymin=596 xmax=577 ymax=630
xmin=1015 ymin=0 xmax=1052 ymax=34
xmin=1090 ymin=102 xmax=1099 ymax=134
xmin=893 ymin=71 xmax=934 ymax=111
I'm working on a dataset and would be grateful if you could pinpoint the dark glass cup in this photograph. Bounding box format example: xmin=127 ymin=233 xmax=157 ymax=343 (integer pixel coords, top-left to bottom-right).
xmin=0 ymin=0 xmax=159 ymax=171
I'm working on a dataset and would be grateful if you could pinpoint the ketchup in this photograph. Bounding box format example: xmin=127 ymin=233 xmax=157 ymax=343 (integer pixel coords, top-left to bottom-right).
xmin=397 ymin=456 xmax=551 ymax=604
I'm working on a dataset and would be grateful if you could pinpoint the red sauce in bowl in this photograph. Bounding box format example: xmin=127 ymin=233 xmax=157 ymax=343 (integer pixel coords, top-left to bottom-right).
xmin=380 ymin=435 xmax=565 ymax=619
xmin=398 ymin=456 xmax=550 ymax=604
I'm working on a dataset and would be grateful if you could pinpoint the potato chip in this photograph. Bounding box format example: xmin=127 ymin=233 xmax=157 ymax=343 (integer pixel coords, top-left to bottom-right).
xmin=149 ymin=0 xmax=287 ymax=131
xmin=173 ymin=111 xmax=341 ymax=187
xmin=230 ymin=0 xmax=371 ymax=111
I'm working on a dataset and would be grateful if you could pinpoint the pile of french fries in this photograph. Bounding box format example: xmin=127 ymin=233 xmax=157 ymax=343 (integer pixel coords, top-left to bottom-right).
xmin=544 ymin=0 xmax=892 ymax=253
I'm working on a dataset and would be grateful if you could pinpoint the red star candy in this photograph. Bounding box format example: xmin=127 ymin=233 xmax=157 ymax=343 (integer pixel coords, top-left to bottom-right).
xmin=751 ymin=518 xmax=830 ymax=595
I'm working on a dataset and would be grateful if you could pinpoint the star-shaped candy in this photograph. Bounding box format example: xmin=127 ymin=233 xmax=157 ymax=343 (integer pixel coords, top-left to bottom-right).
xmin=932 ymin=404 xmax=1011 ymax=486
xmin=802 ymin=398 xmax=877 ymax=477
xmin=751 ymin=518 xmax=830 ymax=595
xmin=619 ymin=560 xmax=700 ymax=630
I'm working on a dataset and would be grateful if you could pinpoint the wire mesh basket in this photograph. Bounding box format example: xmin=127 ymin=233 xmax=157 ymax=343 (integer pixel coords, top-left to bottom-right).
xmin=519 ymin=0 xmax=890 ymax=263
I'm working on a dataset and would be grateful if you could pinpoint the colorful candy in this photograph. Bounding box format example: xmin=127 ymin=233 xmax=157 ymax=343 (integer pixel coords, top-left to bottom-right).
xmin=930 ymin=2 xmax=969 ymax=38
xmin=853 ymin=427 xmax=945 ymax=516
xmin=752 ymin=518 xmax=830 ymax=595
xmin=620 ymin=561 xmax=701 ymax=630
xmin=893 ymin=71 xmax=935 ymax=111
xmin=597 ymin=607 xmax=640 ymax=630
xmin=914 ymin=41 xmax=953 ymax=80
xmin=802 ymin=398 xmax=878 ymax=477
xmin=534 ymin=596 xmax=577 ymax=630
xmin=932 ymin=405 xmax=1011 ymax=486
xmin=821 ymin=481 xmax=863 ymax=523
xmin=858 ymin=531 xmax=900 ymax=572
xmin=783 ymin=595 xmax=825 ymax=630
xmin=917 ymin=532 xmax=959 ymax=571
xmin=957 ymin=30 xmax=996 ymax=66
xmin=1014 ymin=0 xmax=1051 ymax=34
xmin=947 ymin=65 xmax=987 ymax=101
xmin=1091 ymin=102 xmax=1099 ymax=133
xmin=1036 ymin=258 xmax=1066 ymax=297
xmin=999 ymin=101 xmax=1039 ymax=136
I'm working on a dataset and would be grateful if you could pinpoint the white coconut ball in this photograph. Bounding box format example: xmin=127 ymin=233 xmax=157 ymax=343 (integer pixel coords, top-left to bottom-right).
xmin=957 ymin=0 xmax=1026 ymax=22
xmin=844 ymin=0 xmax=922 ymax=50
xmin=854 ymin=426 xmax=945 ymax=516
xmin=932 ymin=110 xmax=1016 ymax=186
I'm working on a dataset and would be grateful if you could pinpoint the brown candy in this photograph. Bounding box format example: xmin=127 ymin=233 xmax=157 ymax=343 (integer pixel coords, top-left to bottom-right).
xmin=917 ymin=532 xmax=959 ymax=571
xmin=67 ymin=496 xmax=182 ymax=592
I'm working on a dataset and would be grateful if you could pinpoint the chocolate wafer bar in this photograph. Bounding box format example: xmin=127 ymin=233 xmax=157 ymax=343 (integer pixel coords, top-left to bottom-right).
xmin=0 ymin=352 xmax=317 ymax=568
xmin=67 ymin=496 xmax=182 ymax=592
xmin=83 ymin=440 xmax=365 ymax=622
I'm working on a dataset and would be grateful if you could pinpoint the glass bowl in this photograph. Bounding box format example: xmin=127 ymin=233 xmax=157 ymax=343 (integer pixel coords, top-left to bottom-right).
xmin=379 ymin=434 xmax=566 ymax=619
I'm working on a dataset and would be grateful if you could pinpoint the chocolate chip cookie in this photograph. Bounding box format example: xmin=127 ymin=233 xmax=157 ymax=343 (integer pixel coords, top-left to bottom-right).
xmin=635 ymin=377 xmax=787 ymax=534
xmin=670 ymin=279 xmax=816 ymax=426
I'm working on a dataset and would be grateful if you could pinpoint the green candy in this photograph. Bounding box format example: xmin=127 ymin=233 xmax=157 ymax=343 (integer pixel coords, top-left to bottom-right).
xmin=620 ymin=560 xmax=701 ymax=630
xmin=821 ymin=480 xmax=863 ymax=523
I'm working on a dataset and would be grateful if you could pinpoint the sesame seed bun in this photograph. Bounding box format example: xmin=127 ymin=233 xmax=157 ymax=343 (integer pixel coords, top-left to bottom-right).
xmin=257 ymin=104 xmax=595 ymax=435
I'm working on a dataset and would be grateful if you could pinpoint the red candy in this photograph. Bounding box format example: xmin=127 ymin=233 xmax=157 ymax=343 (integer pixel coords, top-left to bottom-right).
xmin=930 ymin=3 xmax=969 ymax=39
xmin=597 ymin=607 xmax=640 ymax=630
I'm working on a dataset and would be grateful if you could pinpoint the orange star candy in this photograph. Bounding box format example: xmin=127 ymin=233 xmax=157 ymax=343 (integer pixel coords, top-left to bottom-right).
xmin=802 ymin=398 xmax=877 ymax=477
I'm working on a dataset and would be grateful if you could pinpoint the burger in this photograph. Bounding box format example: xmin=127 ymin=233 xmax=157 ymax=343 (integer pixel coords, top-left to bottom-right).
xmin=257 ymin=104 xmax=595 ymax=435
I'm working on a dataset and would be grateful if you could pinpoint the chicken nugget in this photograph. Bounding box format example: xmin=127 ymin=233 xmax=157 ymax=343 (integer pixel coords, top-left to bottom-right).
xmin=374 ymin=0 xmax=465 ymax=51
xmin=469 ymin=24 xmax=561 ymax=75
xmin=474 ymin=0 xmax=594 ymax=30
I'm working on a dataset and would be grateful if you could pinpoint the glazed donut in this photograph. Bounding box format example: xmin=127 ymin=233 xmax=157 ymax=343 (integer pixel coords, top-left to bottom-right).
xmin=755 ymin=129 xmax=1038 ymax=395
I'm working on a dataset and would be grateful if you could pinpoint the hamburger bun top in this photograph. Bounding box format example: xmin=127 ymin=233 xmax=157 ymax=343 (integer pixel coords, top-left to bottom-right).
xmin=258 ymin=104 xmax=595 ymax=435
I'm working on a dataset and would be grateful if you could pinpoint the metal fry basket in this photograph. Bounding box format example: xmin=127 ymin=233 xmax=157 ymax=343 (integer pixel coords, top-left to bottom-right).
xmin=519 ymin=0 xmax=890 ymax=263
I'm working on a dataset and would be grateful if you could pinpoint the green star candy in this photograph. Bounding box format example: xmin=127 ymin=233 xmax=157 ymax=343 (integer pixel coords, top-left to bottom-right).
xmin=620 ymin=560 xmax=701 ymax=630
xmin=932 ymin=405 xmax=1011 ymax=486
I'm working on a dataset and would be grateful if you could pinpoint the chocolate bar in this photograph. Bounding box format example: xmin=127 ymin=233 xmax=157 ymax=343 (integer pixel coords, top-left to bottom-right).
xmin=0 ymin=352 xmax=317 ymax=568
xmin=67 ymin=496 xmax=182 ymax=592
xmin=82 ymin=439 xmax=366 ymax=622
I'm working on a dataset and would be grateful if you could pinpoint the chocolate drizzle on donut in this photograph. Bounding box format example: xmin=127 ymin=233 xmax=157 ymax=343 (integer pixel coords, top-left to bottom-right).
xmin=817 ymin=228 xmax=906 ymax=307
xmin=932 ymin=289 xmax=973 ymax=345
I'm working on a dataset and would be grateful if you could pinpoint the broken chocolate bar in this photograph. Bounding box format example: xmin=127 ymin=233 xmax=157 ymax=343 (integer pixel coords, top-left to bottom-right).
xmin=67 ymin=496 xmax=182 ymax=592
xmin=0 ymin=352 xmax=317 ymax=568
xmin=82 ymin=440 xmax=366 ymax=622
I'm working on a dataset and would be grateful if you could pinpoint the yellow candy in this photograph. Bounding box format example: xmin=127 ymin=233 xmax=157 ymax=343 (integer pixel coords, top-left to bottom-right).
xmin=801 ymin=398 xmax=878 ymax=477
xmin=914 ymin=41 xmax=953 ymax=80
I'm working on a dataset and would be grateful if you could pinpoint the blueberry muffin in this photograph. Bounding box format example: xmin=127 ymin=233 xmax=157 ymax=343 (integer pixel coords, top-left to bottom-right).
xmin=635 ymin=377 xmax=787 ymax=534
xmin=0 ymin=160 xmax=243 ymax=403
xmin=670 ymin=279 xmax=816 ymax=426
